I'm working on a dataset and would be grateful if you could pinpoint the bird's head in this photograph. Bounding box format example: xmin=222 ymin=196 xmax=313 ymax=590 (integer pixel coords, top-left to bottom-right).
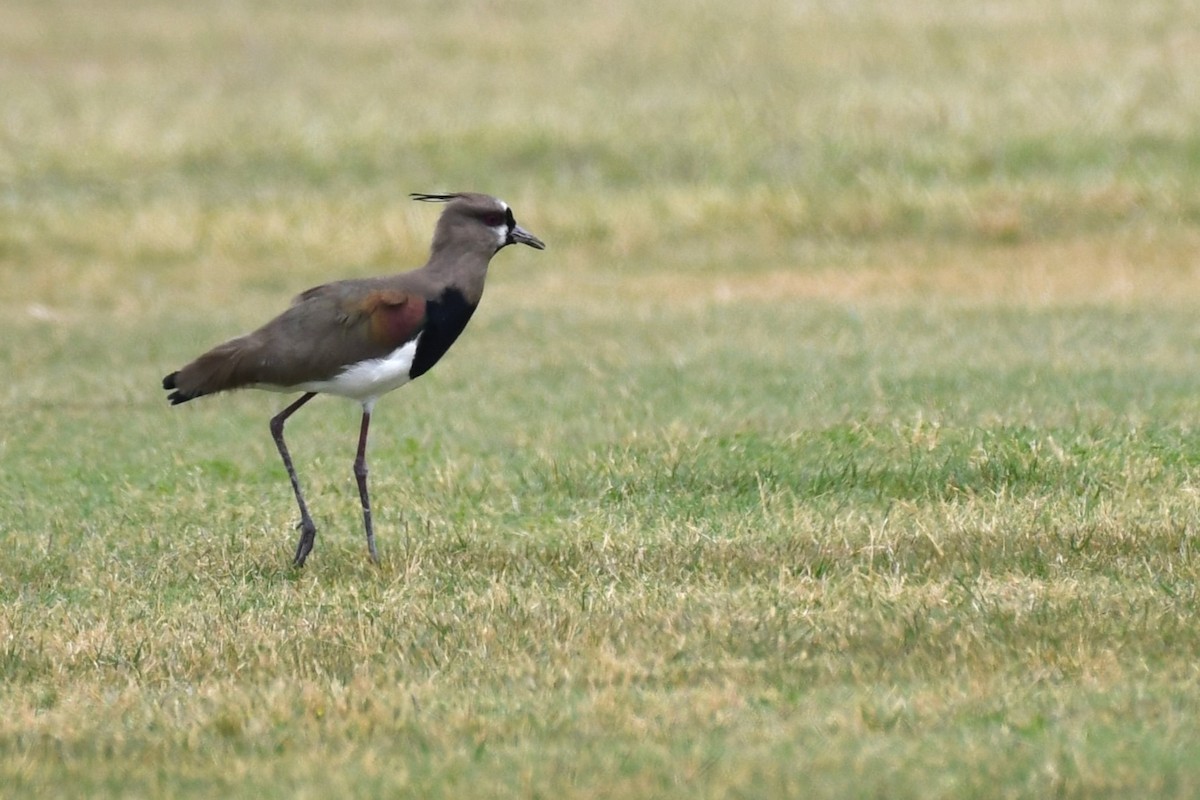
xmin=413 ymin=192 xmax=545 ymax=256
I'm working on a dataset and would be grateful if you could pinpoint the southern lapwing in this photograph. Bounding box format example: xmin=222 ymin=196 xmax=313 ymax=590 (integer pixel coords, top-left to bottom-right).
xmin=162 ymin=192 xmax=544 ymax=566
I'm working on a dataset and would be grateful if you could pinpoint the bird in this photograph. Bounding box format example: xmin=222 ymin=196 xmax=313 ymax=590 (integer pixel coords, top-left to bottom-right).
xmin=162 ymin=192 xmax=545 ymax=566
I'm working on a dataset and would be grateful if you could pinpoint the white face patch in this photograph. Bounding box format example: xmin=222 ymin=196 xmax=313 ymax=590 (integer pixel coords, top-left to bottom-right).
xmin=492 ymin=199 xmax=511 ymax=248
xmin=260 ymin=335 xmax=422 ymax=406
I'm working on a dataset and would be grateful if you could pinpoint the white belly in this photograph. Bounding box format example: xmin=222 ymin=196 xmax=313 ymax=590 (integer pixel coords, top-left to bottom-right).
xmin=262 ymin=336 xmax=420 ymax=405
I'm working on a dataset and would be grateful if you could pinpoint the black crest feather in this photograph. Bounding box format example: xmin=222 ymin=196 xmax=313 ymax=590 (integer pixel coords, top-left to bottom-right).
xmin=410 ymin=193 xmax=460 ymax=203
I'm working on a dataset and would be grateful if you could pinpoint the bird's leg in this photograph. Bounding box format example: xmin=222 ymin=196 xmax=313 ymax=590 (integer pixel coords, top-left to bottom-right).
xmin=353 ymin=405 xmax=379 ymax=564
xmin=270 ymin=392 xmax=318 ymax=567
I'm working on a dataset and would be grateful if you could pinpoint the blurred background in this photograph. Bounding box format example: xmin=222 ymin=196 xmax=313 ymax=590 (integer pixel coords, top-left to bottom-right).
xmin=4 ymin=0 xmax=1199 ymax=464
xmin=6 ymin=0 xmax=1197 ymax=316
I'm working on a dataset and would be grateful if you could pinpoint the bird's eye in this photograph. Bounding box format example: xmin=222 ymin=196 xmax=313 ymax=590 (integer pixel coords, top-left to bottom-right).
xmin=481 ymin=211 xmax=506 ymax=227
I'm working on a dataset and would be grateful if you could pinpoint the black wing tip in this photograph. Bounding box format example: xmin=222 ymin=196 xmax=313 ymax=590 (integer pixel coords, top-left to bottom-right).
xmin=163 ymin=371 xmax=202 ymax=405
xmin=410 ymin=192 xmax=460 ymax=203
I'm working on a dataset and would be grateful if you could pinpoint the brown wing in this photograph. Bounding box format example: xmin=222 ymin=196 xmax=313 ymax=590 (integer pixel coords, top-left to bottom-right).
xmin=291 ymin=283 xmax=332 ymax=306
xmin=170 ymin=284 xmax=429 ymax=396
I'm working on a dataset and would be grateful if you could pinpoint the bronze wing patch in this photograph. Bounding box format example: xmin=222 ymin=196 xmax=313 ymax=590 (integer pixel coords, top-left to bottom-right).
xmin=360 ymin=290 xmax=428 ymax=348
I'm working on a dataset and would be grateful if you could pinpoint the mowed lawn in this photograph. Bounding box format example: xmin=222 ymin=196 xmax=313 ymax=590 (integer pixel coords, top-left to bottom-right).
xmin=3 ymin=0 xmax=1200 ymax=796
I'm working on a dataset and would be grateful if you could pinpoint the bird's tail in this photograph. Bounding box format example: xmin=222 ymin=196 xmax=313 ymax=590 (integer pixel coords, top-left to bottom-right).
xmin=161 ymin=371 xmax=196 ymax=405
xmin=162 ymin=337 xmax=254 ymax=405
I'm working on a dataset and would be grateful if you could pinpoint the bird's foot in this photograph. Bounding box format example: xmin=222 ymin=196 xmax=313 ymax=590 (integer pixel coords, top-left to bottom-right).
xmin=292 ymin=518 xmax=317 ymax=567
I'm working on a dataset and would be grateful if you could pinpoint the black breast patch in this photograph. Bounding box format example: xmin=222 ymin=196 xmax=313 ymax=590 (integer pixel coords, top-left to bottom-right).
xmin=410 ymin=288 xmax=478 ymax=379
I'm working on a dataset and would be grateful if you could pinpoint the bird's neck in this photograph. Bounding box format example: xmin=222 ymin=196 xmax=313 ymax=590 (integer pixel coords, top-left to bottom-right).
xmin=423 ymin=244 xmax=492 ymax=305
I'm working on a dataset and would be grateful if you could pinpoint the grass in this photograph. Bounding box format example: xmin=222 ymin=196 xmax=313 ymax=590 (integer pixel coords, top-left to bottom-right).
xmin=3 ymin=0 xmax=1200 ymax=796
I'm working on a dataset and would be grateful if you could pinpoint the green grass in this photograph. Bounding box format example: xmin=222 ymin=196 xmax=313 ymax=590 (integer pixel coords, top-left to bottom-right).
xmin=3 ymin=0 xmax=1200 ymax=796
